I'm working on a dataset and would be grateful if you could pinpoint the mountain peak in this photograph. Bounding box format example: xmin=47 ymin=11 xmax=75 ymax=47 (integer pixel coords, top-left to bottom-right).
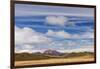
xmin=43 ymin=49 xmax=62 ymax=56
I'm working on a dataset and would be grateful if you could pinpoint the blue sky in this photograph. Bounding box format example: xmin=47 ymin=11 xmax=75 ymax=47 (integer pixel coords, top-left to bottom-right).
xmin=15 ymin=4 xmax=94 ymax=53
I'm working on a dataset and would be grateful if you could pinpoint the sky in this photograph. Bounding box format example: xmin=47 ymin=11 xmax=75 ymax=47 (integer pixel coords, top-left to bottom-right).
xmin=15 ymin=4 xmax=95 ymax=53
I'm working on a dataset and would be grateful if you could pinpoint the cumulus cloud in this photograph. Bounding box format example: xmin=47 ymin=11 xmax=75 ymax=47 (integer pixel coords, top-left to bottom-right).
xmin=15 ymin=26 xmax=52 ymax=53
xmin=45 ymin=16 xmax=68 ymax=26
xmin=15 ymin=26 xmax=51 ymax=45
xmin=46 ymin=29 xmax=94 ymax=39
xmin=15 ymin=26 xmax=94 ymax=53
xmin=46 ymin=30 xmax=71 ymax=38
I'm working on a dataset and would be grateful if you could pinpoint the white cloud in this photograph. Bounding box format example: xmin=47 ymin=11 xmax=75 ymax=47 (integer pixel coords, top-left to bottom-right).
xmin=58 ymin=46 xmax=94 ymax=53
xmin=15 ymin=50 xmax=33 ymax=53
xmin=15 ymin=26 xmax=52 ymax=53
xmin=46 ymin=30 xmax=94 ymax=39
xmin=82 ymin=32 xmax=94 ymax=38
xmin=45 ymin=16 xmax=68 ymax=26
xmin=15 ymin=26 xmax=94 ymax=53
xmin=15 ymin=26 xmax=51 ymax=45
xmin=46 ymin=30 xmax=71 ymax=38
xmin=15 ymin=49 xmax=45 ymax=53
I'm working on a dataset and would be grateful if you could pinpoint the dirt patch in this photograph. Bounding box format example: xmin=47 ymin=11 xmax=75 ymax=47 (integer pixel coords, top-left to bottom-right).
xmin=15 ymin=55 xmax=94 ymax=67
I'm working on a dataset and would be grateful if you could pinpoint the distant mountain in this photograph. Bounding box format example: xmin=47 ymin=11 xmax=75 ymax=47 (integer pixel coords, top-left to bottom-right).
xmin=15 ymin=51 xmax=94 ymax=61
xmin=43 ymin=49 xmax=63 ymax=56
